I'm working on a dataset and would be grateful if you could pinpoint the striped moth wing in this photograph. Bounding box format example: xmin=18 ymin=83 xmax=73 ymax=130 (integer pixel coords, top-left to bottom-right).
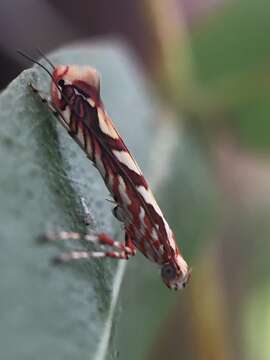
xmin=50 ymin=64 xmax=191 ymax=290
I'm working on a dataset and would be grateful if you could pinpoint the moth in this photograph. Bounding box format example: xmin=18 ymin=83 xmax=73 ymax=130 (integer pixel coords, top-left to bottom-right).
xmin=19 ymin=51 xmax=191 ymax=290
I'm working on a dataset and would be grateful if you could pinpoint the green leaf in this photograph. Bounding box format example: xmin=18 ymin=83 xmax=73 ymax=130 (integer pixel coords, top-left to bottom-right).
xmin=0 ymin=41 xmax=157 ymax=360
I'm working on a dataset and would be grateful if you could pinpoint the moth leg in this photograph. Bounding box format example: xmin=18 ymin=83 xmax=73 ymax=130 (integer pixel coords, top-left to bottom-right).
xmin=41 ymin=231 xmax=135 ymax=255
xmin=29 ymin=82 xmax=91 ymax=158
xmin=28 ymin=83 xmax=50 ymax=98
xmin=51 ymin=232 xmax=136 ymax=264
xmin=41 ymin=230 xmax=136 ymax=263
xmin=53 ymin=249 xmax=131 ymax=264
xmin=29 ymin=82 xmax=57 ymax=114
xmin=125 ymin=232 xmax=136 ymax=258
xmin=29 ymin=82 xmax=71 ymax=132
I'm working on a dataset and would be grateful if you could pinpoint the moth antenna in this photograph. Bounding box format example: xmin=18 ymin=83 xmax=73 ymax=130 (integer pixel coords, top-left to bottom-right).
xmin=17 ymin=50 xmax=65 ymax=102
xmin=35 ymin=47 xmax=56 ymax=70
xmin=18 ymin=50 xmax=85 ymax=123
xmin=17 ymin=50 xmax=54 ymax=81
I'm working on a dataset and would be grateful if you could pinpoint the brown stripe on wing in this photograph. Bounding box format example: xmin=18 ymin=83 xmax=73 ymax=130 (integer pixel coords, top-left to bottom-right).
xmin=63 ymin=93 xmax=172 ymax=259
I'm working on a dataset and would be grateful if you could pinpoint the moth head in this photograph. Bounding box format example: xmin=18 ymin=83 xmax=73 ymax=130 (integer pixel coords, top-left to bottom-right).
xmin=161 ymin=260 xmax=191 ymax=290
xmin=51 ymin=65 xmax=101 ymax=108
xmin=17 ymin=51 xmax=100 ymax=106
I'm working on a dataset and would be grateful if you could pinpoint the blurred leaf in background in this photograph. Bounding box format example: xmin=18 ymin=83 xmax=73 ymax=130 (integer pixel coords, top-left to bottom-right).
xmin=125 ymin=1 xmax=270 ymax=359
xmin=189 ymin=0 xmax=270 ymax=151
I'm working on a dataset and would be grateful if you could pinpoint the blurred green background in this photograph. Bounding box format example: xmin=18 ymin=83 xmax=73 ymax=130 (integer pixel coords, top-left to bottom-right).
xmin=1 ymin=0 xmax=270 ymax=359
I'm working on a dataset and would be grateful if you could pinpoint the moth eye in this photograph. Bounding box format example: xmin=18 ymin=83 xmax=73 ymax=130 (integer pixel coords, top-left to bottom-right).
xmin=58 ymin=79 xmax=65 ymax=87
xmin=161 ymin=264 xmax=177 ymax=281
